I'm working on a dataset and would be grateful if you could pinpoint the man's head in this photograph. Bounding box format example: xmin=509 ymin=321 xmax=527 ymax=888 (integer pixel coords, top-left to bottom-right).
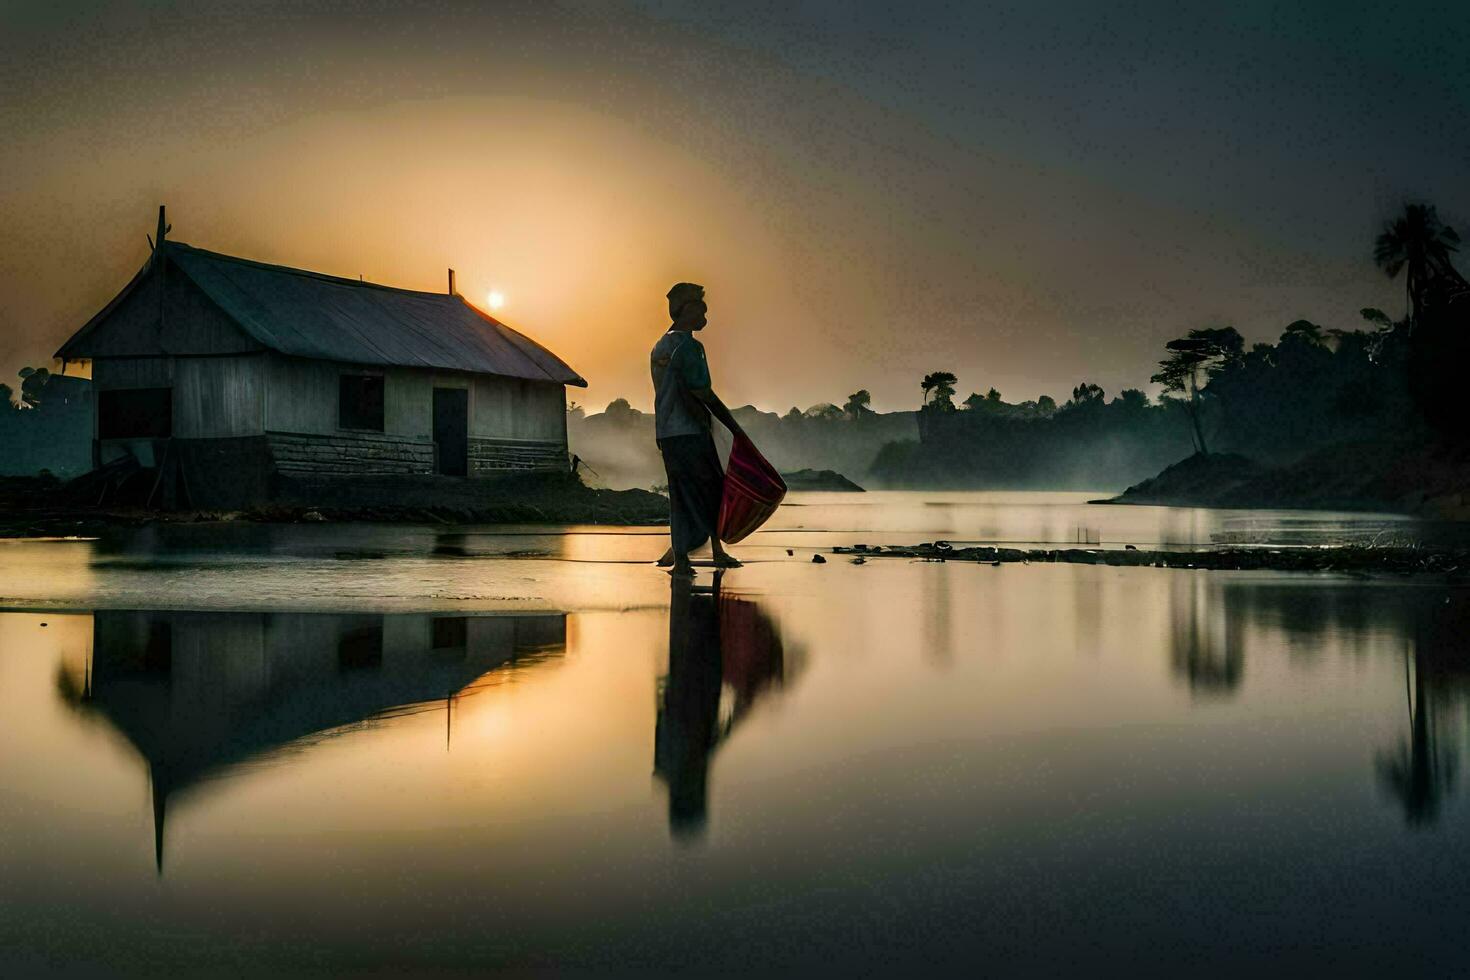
xmin=673 ymin=299 xmax=707 ymax=332
xmin=667 ymin=282 xmax=706 ymax=326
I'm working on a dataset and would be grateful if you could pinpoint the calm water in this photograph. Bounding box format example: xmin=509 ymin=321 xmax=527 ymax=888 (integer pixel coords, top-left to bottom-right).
xmin=2 ymin=493 xmax=1467 ymax=975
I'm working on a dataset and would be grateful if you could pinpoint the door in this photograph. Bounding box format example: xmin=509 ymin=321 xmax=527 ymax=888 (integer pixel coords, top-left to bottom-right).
xmin=432 ymin=387 xmax=468 ymax=476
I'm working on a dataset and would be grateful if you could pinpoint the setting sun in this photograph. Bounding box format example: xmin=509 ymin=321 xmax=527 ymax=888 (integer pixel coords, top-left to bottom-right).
xmin=487 ymin=290 xmax=505 ymax=311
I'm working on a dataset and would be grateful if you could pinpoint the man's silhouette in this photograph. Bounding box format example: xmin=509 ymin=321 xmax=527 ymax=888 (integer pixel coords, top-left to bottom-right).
xmin=650 ymin=282 xmax=744 ymax=576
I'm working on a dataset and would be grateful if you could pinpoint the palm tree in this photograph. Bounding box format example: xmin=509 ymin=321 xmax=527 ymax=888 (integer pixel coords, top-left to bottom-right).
xmin=1374 ymin=203 xmax=1464 ymax=328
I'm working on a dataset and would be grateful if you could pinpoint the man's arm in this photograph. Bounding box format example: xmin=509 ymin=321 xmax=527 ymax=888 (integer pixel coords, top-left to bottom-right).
xmin=680 ymin=337 xmax=745 ymax=439
xmin=692 ymin=387 xmax=745 ymax=439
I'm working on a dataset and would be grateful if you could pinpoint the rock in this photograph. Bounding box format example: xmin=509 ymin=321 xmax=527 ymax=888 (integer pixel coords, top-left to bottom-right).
xmin=811 ymin=554 xmax=827 ymax=564
xmin=780 ymin=469 xmax=865 ymax=492
xmin=302 ymin=510 xmax=326 ymax=522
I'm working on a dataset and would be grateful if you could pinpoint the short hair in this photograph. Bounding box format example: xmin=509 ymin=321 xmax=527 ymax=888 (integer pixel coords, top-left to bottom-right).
xmin=667 ymin=282 xmax=705 ymax=316
xmin=666 ymin=282 xmax=705 ymax=302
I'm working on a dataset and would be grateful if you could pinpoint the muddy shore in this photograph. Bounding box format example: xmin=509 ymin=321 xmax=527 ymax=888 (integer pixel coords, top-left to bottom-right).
xmin=832 ymin=541 xmax=1470 ymax=577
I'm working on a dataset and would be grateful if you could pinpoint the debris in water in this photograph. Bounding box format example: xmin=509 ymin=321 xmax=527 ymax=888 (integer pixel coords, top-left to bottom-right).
xmin=811 ymin=554 xmax=827 ymax=564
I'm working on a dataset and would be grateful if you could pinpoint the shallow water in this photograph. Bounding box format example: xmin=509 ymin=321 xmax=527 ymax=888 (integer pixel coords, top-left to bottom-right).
xmin=2 ymin=492 xmax=1467 ymax=975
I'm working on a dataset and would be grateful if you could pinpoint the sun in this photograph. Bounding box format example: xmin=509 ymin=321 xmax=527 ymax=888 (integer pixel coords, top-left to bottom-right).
xmin=487 ymin=290 xmax=505 ymax=311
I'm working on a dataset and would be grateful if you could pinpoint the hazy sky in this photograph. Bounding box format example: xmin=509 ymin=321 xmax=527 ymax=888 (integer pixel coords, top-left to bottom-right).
xmin=3 ymin=0 xmax=1467 ymax=413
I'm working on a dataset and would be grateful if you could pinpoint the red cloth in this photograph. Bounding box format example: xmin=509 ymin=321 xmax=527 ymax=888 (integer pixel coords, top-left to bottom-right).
xmin=717 ymin=434 xmax=787 ymax=544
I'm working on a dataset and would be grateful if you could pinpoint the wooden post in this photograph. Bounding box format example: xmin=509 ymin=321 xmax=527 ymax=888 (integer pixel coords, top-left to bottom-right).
xmin=448 ymin=268 xmax=457 ymax=295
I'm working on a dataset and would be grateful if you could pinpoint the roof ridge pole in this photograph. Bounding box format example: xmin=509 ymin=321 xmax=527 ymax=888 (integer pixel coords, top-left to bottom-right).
xmin=155 ymin=205 xmax=167 ymax=343
xmin=448 ymin=267 xmax=457 ymax=296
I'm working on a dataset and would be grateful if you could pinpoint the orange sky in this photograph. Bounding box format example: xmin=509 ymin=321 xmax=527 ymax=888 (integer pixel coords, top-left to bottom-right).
xmin=5 ymin=1 xmax=1460 ymax=414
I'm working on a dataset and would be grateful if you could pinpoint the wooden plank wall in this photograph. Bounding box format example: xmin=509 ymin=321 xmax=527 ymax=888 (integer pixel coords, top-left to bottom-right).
xmin=174 ymin=355 xmax=265 ymax=437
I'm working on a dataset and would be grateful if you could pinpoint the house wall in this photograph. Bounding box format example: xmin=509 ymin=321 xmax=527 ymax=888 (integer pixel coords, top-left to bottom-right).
xmin=262 ymin=355 xmax=433 ymax=476
xmin=88 ymin=352 xmax=569 ymax=480
xmin=468 ymin=376 xmax=567 ymax=474
xmin=263 ymin=355 xmax=567 ymax=477
xmin=174 ymin=356 xmax=265 ymax=437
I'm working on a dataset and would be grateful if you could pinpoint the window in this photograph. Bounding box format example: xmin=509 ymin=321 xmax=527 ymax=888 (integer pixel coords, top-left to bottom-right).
xmin=339 ymin=374 xmax=385 ymax=431
xmin=98 ymin=387 xmax=172 ymax=438
xmin=432 ymin=617 xmax=468 ymax=650
xmin=338 ymin=623 xmax=384 ymax=671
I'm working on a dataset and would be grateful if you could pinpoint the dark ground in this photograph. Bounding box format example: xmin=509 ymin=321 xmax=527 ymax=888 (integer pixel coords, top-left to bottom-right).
xmin=0 ymin=471 xmax=668 ymax=537
xmin=1102 ymin=442 xmax=1470 ymax=519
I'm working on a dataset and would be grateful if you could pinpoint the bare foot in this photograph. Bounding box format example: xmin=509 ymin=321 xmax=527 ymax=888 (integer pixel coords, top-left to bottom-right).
xmin=668 ymin=560 xmax=695 ymax=577
xmin=712 ymin=551 xmax=742 ymax=568
xmin=655 ymin=546 xmax=675 ymax=568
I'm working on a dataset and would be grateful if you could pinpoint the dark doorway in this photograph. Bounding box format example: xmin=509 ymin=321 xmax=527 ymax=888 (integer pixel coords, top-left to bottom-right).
xmin=433 ymin=387 xmax=468 ymax=476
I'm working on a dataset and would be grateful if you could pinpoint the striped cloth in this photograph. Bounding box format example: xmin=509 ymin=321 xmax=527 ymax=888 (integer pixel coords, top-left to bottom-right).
xmin=718 ymin=435 xmax=787 ymax=544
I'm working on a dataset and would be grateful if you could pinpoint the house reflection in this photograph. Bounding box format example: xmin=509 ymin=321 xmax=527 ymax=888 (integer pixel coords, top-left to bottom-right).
xmin=58 ymin=609 xmax=566 ymax=872
xmin=655 ymin=575 xmax=788 ymax=839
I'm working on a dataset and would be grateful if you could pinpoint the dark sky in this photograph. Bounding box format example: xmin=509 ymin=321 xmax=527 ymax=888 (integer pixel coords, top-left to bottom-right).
xmin=3 ymin=0 xmax=1467 ymax=412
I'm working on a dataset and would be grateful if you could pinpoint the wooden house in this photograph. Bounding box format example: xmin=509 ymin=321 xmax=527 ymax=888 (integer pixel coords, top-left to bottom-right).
xmin=56 ymin=208 xmax=585 ymax=508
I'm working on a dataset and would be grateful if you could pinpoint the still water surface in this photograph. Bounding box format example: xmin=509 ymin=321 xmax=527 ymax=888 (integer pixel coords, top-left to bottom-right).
xmin=1 ymin=493 xmax=1467 ymax=974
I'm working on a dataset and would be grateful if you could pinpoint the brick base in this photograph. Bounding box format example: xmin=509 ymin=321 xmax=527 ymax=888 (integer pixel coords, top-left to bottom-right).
xmin=267 ymin=431 xmax=433 ymax=476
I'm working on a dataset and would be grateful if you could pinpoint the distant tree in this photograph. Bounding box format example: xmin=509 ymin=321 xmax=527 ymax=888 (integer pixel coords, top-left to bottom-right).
xmin=17 ymin=366 xmax=49 ymax=408
xmin=986 ymin=387 xmax=1002 ymax=404
xmin=1280 ymin=319 xmax=1326 ymax=347
xmin=1036 ymin=395 xmax=1057 ymax=414
xmin=1069 ymin=381 xmax=1105 ymax=406
xmin=1114 ymin=388 xmax=1149 ymax=410
xmin=0 ymin=382 xmax=12 ymax=407
xmin=920 ymin=371 xmax=958 ymax=411
xmin=962 ymin=392 xmax=986 ymax=411
xmin=805 ymin=402 xmax=844 ymax=421
xmin=1374 ymin=202 xmax=1464 ymax=327
xmin=843 ymin=389 xmax=874 ymax=419
xmin=566 ymin=400 xmax=585 ymax=421
xmin=1360 ymin=307 xmax=1394 ymax=330
xmin=1150 ymin=327 xmax=1243 ymax=455
xmin=604 ymin=397 xmax=640 ymax=424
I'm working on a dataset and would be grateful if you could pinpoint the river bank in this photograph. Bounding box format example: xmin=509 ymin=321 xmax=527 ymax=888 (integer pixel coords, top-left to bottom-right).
xmin=0 ymin=472 xmax=668 ymax=538
xmin=831 ymin=540 xmax=1470 ymax=577
xmin=1099 ymin=442 xmax=1470 ymax=519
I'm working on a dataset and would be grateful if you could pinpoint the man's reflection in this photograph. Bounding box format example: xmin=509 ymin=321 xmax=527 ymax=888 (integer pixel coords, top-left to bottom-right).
xmin=654 ymin=573 xmax=785 ymax=839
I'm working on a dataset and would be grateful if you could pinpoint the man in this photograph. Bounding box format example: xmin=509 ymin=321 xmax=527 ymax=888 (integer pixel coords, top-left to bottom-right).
xmin=651 ymin=282 xmax=744 ymax=576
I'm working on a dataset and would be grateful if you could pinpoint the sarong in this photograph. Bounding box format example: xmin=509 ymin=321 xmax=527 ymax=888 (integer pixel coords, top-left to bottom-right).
xmin=657 ymin=432 xmax=724 ymax=556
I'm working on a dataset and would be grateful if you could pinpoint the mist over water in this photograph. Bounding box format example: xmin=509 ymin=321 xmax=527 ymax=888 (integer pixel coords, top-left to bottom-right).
xmin=2 ymin=491 xmax=1467 ymax=974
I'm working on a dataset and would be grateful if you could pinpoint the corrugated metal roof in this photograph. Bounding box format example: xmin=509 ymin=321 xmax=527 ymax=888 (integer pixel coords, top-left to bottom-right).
xmin=62 ymin=242 xmax=586 ymax=386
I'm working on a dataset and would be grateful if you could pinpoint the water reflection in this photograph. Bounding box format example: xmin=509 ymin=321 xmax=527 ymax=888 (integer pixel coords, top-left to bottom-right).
xmin=1165 ymin=577 xmax=1470 ymax=823
xmin=55 ymin=610 xmax=566 ymax=871
xmin=655 ymin=574 xmax=787 ymax=838
xmin=1169 ymin=575 xmax=1244 ymax=696
xmin=1376 ymin=597 xmax=1470 ymax=825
